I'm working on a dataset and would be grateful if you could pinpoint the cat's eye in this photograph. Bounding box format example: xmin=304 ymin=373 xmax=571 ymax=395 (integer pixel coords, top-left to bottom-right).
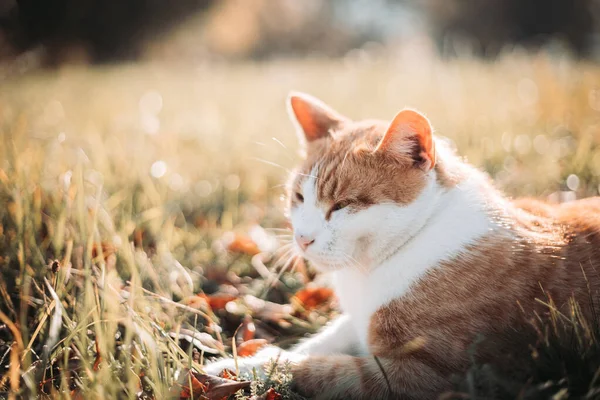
xmin=327 ymin=201 xmax=349 ymax=219
xmin=331 ymin=202 xmax=346 ymax=212
xmin=295 ymin=192 xmax=304 ymax=203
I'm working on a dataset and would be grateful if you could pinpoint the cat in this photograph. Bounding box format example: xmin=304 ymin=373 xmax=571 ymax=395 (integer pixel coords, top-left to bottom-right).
xmin=205 ymin=92 xmax=600 ymax=399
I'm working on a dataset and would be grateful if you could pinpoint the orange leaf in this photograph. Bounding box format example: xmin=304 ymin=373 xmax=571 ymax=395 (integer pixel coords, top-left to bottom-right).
xmin=70 ymin=389 xmax=85 ymax=400
xmin=293 ymin=287 xmax=334 ymax=310
xmin=186 ymin=293 xmax=237 ymax=311
xmin=207 ymin=294 xmax=237 ymax=311
xmin=226 ymin=234 xmax=260 ymax=256
xmin=250 ymin=388 xmax=283 ymax=400
xmin=91 ymin=242 xmax=115 ymax=261
xmin=179 ymin=370 xmax=207 ymax=399
xmin=240 ymin=315 xmax=256 ymax=342
xmin=237 ymin=339 xmax=268 ymax=357
xmin=175 ymin=369 xmax=250 ymax=400
xmin=220 ymin=368 xmax=237 ymax=380
xmin=93 ymin=341 xmax=101 ymax=371
xmin=264 ymin=388 xmax=283 ymax=400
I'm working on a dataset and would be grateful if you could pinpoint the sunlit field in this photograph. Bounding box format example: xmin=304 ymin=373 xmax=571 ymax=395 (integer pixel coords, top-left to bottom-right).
xmin=2 ymin=52 xmax=600 ymax=398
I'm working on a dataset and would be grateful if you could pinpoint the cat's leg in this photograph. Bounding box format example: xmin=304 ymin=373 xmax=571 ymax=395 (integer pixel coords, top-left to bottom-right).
xmin=290 ymin=354 xmax=450 ymax=400
xmin=203 ymin=345 xmax=304 ymax=378
xmin=291 ymin=313 xmax=359 ymax=355
xmin=204 ymin=314 xmax=358 ymax=377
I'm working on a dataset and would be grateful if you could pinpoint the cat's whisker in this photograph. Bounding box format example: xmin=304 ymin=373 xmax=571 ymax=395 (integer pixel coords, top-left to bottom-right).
xmin=273 ymin=253 xmax=296 ymax=272
xmin=288 ymin=254 xmax=303 ymax=274
xmin=270 ymin=183 xmax=289 ymax=189
xmin=272 ymin=137 xmax=295 ymax=161
xmin=275 ymin=236 xmax=293 ymax=241
xmin=271 ymin=246 xmax=296 ymax=271
xmin=272 ymin=136 xmax=288 ymax=150
xmin=270 ymin=232 xmax=294 ymax=238
xmin=267 ymin=228 xmax=293 ymax=232
xmin=260 ymin=248 xmax=300 ymax=300
xmin=297 ymin=172 xmax=319 ymax=180
xmin=272 ymin=242 xmax=293 ymax=255
xmin=273 ymin=241 xmax=294 ymax=250
xmin=249 ymin=157 xmax=292 ymax=173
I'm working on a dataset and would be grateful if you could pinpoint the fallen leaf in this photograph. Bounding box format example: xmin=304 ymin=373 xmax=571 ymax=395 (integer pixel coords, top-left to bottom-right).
xmin=91 ymin=242 xmax=116 ymax=261
xmin=293 ymin=287 xmax=334 ymax=310
xmin=175 ymin=369 xmax=250 ymax=400
xmin=186 ymin=293 xmax=238 ymax=311
xmin=250 ymin=388 xmax=283 ymax=400
xmin=237 ymin=339 xmax=268 ymax=357
xmin=178 ymin=369 xmax=207 ymax=399
xmin=239 ymin=315 xmax=256 ymax=342
xmin=219 ymin=368 xmax=237 ymax=380
xmin=70 ymin=389 xmax=85 ymax=400
xmin=226 ymin=233 xmax=260 ymax=256
xmin=206 ymin=294 xmax=238 ymax=311
xmin=93 ymin=341 xmax=101 ymax=371
xmin=134 ymin=228 xmax=144 ymax=248
xmin=264 ymin=388 xmax=283 ymax=400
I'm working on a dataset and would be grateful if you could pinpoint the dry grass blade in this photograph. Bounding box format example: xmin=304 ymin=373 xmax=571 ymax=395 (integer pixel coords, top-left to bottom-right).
xmin=42 ymin=278 xmax=63 ymax=360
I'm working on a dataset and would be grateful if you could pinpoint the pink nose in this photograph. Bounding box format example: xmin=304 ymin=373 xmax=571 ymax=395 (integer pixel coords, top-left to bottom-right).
xmin=295 ymin=234 xmax=315 ymax=250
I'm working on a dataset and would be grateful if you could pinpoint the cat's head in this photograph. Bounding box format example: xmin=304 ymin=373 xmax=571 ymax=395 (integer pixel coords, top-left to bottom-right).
xmin=286 ymin=92 xmax=447 ymax=272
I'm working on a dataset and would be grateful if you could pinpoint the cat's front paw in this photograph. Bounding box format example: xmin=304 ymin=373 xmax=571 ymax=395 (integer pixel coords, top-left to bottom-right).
xmin=203 ymin=357 xmax=240 ymax=377
xmin=204 ymin=346 xmax=305 ymax=379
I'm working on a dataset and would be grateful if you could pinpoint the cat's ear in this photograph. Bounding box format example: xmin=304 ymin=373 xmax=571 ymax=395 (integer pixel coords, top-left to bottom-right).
xmin=287 ymin=92 xmax=348 ymax=145
xmin=376 ymin=109 xmax=436 ymax=171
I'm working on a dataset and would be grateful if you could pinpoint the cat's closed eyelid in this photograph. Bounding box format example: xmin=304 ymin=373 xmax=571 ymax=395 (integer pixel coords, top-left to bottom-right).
xmin=325 ymin=201 xmax=351 ymax=219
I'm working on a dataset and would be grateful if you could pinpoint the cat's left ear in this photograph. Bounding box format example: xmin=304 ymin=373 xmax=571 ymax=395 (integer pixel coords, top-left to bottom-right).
xmin=376 ymin=109 xmax=436 ymax=171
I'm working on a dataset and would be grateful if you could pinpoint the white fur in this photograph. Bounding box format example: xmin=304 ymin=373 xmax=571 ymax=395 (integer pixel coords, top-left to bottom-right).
xmin=292 ymin=313 xmax=358 ymax=355
xmin=291 ymin=164 xmax=324 ymax=247
xmin=203 ymin=314 xmax=357 ymax=377
xmin=204 ymin=346 xmax=305 ymax=378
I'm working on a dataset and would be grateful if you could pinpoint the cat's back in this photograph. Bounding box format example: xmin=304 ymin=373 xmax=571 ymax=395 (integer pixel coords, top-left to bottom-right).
xmin=513 ymin=196 xmax=600 ymax=223
xmin=511 ymin=196 xmax=600 ymax=313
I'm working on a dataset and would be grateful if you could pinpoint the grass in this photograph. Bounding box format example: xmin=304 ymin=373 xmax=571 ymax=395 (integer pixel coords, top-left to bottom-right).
xmin=1 ymin=50 xmax=600 ymax=399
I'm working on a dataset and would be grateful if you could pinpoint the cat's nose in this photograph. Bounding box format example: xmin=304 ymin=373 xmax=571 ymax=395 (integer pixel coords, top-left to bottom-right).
xmin=295 ymin=234 xmax=315 ymax=250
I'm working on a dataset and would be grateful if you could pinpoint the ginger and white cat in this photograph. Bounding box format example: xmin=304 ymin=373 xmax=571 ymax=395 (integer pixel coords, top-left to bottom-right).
xmin=206 ymin=92 xmax=600 ymax=399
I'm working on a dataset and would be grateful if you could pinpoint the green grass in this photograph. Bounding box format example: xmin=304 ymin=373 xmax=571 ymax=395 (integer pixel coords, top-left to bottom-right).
xmin=1 ymin=52 xmax=600 ymax=398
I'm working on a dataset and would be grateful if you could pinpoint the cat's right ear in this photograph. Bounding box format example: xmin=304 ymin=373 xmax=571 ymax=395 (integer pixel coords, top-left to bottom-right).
xmin=287 ymin=92 xmax=348 ymax=145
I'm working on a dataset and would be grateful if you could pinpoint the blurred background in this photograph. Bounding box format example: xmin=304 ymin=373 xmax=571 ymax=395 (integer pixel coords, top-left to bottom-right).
xmin=2 ymin=2 xmax=600 ymax=398
xmin=1 ymin=0 xmax=600 ymax=64
xmin=2 ymin=0 xmax=600 ymax=200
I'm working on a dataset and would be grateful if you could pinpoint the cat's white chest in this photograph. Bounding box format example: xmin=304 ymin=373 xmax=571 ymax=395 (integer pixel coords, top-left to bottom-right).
xmin=331 ymin=269 xmax=386 ymax=353
xmin=331 ymin=258 xmax=433 ymax=353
